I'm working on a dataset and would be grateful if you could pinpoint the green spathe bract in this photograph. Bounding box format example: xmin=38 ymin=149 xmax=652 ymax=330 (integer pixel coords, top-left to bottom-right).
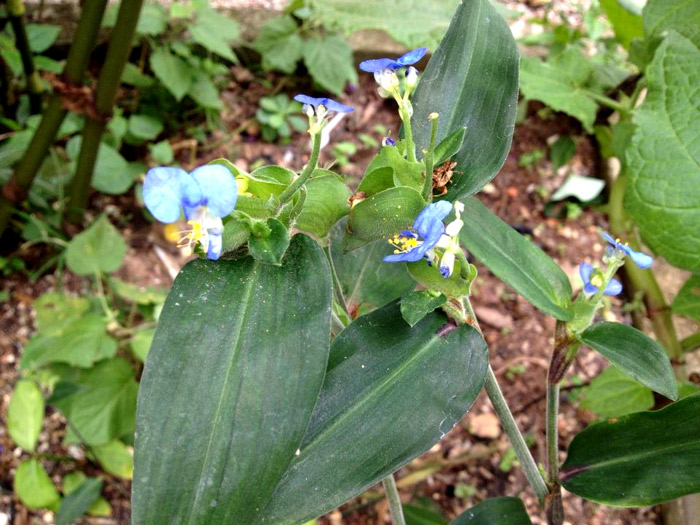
xmin=132 ymin=234 xmax=332 ymax=523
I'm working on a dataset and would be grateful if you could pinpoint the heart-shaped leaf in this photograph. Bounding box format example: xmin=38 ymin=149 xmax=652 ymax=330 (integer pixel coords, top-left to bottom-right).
xmin=132 ymin=235 xmax=332 ymax=523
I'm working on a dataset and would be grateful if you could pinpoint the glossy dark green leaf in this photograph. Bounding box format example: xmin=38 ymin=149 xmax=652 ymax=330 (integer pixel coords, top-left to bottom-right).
xmin=579 ymin=322 xmax=677 ymax=400
xmin=411 ymin=0 xmax=519 ymax=198
xmin=561 ymin=393 xmax=700 ymax=506
xmin=56 ymin=478 xmax=103 ymax=525
xmin=132 ymin=235 xmax=332 ymax=524
xmin=345 ymin=187 xmax=425 ymax=251
xmin=401 ymin=290 xmax=447 ymax=327
xmin=451 ymin=497 xmax=531 ymax=524
xmin=257 ymin=303 xmax=488 ymax=523
xmin=248 ymin=217 xmax=290 ymax=265
xmin=295 ymin=173 xmax=351 ymax=238
xmin=458 ymin=197 xmax=572 ymax=319
xmin=330 ymin=220 xmax=415 ymax=313
xmin=672 ymin=274 xmax=700 ymax=321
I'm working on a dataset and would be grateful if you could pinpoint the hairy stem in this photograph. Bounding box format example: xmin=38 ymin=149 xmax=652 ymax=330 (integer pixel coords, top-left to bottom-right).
xmin=278 ymin=132 xmax=321 ymax=205
xmin=382 ymin=474 xmax=406 ymax=525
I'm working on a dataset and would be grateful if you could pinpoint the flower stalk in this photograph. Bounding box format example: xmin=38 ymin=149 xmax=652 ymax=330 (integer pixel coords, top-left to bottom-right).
xmin=278 ymin=131 xmax=322 ymax=205
xmin=382 ymin=474 xmax=406 ymax=525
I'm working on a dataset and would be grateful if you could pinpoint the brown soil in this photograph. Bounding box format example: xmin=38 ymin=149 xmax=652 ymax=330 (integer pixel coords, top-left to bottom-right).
xmin=0 ymin=68 xmax=669 ymax=525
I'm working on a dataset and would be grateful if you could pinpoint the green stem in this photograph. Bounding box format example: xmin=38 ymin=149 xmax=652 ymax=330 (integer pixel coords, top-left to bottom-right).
xmin=324 ymin=244 xmax=349 ymax=317
xmin=69 ymin=0 xmax=145 ymax=217
xmin=382 ymin=474 xmax=406 ymax=525
xmin=400 ymin=105 xmax=416 ymax=163
xmin=0 ymin=0 xmax=108 ymax=237
xmin=546 ymin=382 xmax=559 ymax=484
xmin=278 ymin=132 xmax=321 ymax=205
xmin=421 ymin=115 xmax=439 ymax=200
xmin=681 ymin=332 xmax=700 ymax=354
xmin=583 ymin=89 xmax=629 ymax=115
xmin=6 ymin=0 xmax=42 ymax=113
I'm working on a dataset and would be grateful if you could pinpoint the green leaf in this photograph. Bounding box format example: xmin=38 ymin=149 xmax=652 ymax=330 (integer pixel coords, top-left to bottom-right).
xmin=549 ymin=135 xmax=576 ymax=171
xmin=25 ymin=24 xmax=61 ymax=53
xmin=295 ymin=173 xmax=351 ymax=238
xmin=135 ymin=4 xmax=169 ymax=36
xmin=50 ymin=358 xmax=138 ymax=445
xmin=14 ymin=459 xmax=60 ymax=509
xmin=108 ymin=278 xmax=167 ymax=305
xmin=302 ymin=34 xmax=357 ymax=95
xmin=150 ymin=48 xmax=192 ymax=101
xmin=330 ymin=219 xmax=415 ymax=312
xmin=248 ymin=217 xmax=290 ymax=265
xmin=519 ymin=48 xmax=598 ymax=132
xmin=345 ymin=187 xmax=425 ymax=251
xmin=312 ymin=0 xmax=455 ymax=49
xmin=400 ymin=290 xmax=447 ymax=327
xmin=149 ymin=140 xmax=174 ymax=164
xmin=451 ymin=497 xmax=532 ymax=524
xmin=246 ymin=165 xmax=294 ymax=199
xmin=133 ymin=235 xmax=332 ymax=523
xmin=67 ymin=137 xmax=133 ymax=194
xmin=190 ymin=6 xmax=239 ymax=62
xmin=356 ymin=166 xmax=395 ymax=196
xmin=434 ymin=127 xmax=467 ymax=166
xmin=92 ymin=440 xmax=133 ymax=479
xmin=580 ymin=366 xmax=654 ymax=418
xmin=579 ymin=322 xmax=677 ymax=400
xmin=458 ymin=197 xmax=572 ymax=320
xmin=128 ymin=114 xmax=163 ymax=141
xmin=56 ymin=478 xmax=103 ymax=525
xmin=63 ymin=473 xmax=112 ymax=516
xmin=188 ymin=70 xmax=223 ymax=110
xmin=130 ymin=328 xmax=155 ymax=362
xmin=367 ymin=145 xmax=424 ymax=190
xmin=122 ymin=62 xmax=155 ymax=87
xmin=253 ymin=15 xmax=303 ymax=74
xmin=643 ymin=0 xmax=700 ymax=48
xmin=20 ymin=315 xmax=118 ymax=370
xmin=411 ymin=0 xmax=519 ymax=198
xmin=407 ymin=258 xmax=472 ymax=299
xmin=65 ymin=215 xmax=127 ymax=275
xmin=8 ymin=379 xmax=44 ymax=451
xmin=672 ymin=274 xmax=700 ymax=321
xmin=550 ymin=175 xmax=606 ymax=202
xmin=561 ymin=393 xmax=700 ymax=506
xmin=625 ymin=32 xmax=700 ymax=270
xmin=257 ymin=302 xmax=489 ymax=523
xmin=599 ymin=0 xmax=643 ymax=48
xmin=33 ymin=292 xmax=89 ymax=336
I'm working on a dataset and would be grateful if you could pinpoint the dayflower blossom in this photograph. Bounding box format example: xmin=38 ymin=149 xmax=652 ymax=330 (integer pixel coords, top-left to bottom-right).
xmin=294 ymin=94 xmax=354 ymax=137
xmin=383 ymin=201 xmax=452 ymax=263
xmin=358 ymin=47 xmax=428 ymax=73
xmin=143 ymin=165 xmax=238 ymax=260
xmin=601 ymin=232 xmax=653 ymax=268
xmin=383 ymin=200 xmax=465 ymax=278
xmin=579 ymin=262 xmax=622 ymax=296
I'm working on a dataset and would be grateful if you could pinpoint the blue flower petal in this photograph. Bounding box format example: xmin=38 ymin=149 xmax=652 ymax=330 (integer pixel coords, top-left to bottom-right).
xmin=293 ymin=94 xmax=354 ymax=113
xmin=383 ymin=250 xmax=424 ymax=263
xmin=189 ymin=164 xmax=238 ymax=218
xmin=601 ymin=232 xmax=616 ymax=245
xmin=626 ymin=248 xmax=653 ymax=269
xmin=358 ymin=58 xmax=400 ymax=72
xmin=604 ymin=278 xmax=623 ymax=296
xmin=413 ymin=201 xmax=452 ymax=237
xmin=584 ymin=282 xmax=599 ymax=294
xmin=579 ymin=262 xmax=594 ymax=283
xmin=397 ymin=47 xmax=428 ymax=66
xmin=143 ymin=167 xmax=200 ymax=223
xmin=207 ymin=232 xmax=223 ymax=260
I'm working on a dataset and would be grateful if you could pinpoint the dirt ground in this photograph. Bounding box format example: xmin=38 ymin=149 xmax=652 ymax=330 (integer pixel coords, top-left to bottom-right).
xmin=0 ymin=48 xmax=693 ymax=525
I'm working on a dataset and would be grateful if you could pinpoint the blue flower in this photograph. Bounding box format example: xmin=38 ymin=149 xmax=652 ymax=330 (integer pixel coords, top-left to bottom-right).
xmin=143 ymin=164 xmax=238 ymax=260
xmin=601 ymin=232 xmax=653 ymax=268
xmin=383 ymin=201 xmax=452 ymax=263
xmin=579 ymin=262 xmax=622 ymax=296
xmin=359 ymin=47 xmax=428 ymax=73
xmin=382 ymin=137 xmax=396 ymax=147
xmin=293 ymin=94 xmax=354 ymax=114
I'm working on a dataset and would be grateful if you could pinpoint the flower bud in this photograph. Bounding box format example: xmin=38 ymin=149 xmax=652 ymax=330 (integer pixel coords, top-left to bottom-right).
xmin=405 ymin=66 xmax=419 ymax=87
xmin=302 ymin=104 xmax=314 ymax=117
xmin=382 ymin=137 xmax=396 ymax=147
xmin=428 ymin=112 xmax=439 ymax=121
xmin=374 ymin=69 xmax=399 ymax=92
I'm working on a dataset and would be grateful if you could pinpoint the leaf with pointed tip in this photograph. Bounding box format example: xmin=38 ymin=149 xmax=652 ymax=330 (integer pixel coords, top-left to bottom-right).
xmin=561 ymin=393 xmax=700 ymax=506
xmin=411 ymin=0 xmax=519 ymax=198
xmin=132 ymin=235 xmax=332 ymax=524
xmin=257 ymin=303 xmax=488 ymax=523
xmin=451 ymin=497 xmax=532 ymax=524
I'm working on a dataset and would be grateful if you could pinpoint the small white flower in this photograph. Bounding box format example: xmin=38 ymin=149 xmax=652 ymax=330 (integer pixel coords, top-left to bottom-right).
xmin=405 ymin=66 xmax=419 ymax=87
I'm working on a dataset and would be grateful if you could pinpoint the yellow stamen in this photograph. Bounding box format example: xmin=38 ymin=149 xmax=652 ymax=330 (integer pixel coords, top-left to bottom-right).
xmin=388 ymin=233 xmax=421 ymax=253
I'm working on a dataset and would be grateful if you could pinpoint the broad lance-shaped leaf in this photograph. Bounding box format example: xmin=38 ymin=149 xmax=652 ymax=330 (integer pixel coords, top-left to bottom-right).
xmin=561 ymin=393 xmax=700 ymax=506
xmin=411 ymin=0 xmax=519 ymax=199
xmin=451 ymin=497 xmax=532 ymax=525
xmin=625 ymin=31 xmax=700 ymax=270
xmin=579 ymin=322 xmax=677 ymax=400
xmin=132 ymin=235 xmax=332 ymax=524
xmin=257 ymin=303 xmax=488 ymax=523
xmin=459 ymin=197 xmax=572 ymax=320
xmin=672 ymin=274 xmax=700 ymax=321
